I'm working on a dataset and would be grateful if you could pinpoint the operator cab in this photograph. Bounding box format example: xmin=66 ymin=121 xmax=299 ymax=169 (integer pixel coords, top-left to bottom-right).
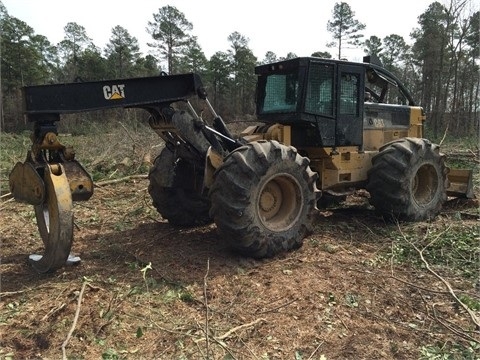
xmin=254 ymin=56 xmax=415 ymax=149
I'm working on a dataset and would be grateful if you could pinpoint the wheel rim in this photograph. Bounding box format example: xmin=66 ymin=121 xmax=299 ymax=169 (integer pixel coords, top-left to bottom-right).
xmin=412 ymin=164 xmax=439 ymax=206
xmin=258 ymin=173 xmax=303 ymax=231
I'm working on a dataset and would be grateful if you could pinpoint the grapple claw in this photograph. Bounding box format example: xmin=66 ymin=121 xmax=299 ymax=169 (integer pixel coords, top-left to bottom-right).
xmin=30 ymin=164 xmax=74 ymax=273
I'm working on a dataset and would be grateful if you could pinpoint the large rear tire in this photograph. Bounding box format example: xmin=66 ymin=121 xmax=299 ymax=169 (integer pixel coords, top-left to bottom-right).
xmin=366 ymin=138 xmax=448 ymax=221
xmin=209 ymin=140 xmax=319 ymax=258
xmin=148 ymin=147 xmax=212 ymax=227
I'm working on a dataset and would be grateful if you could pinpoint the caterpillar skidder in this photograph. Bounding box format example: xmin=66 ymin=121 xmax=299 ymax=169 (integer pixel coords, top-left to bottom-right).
xmin=9 ymin=55 xmax=474 ymax=273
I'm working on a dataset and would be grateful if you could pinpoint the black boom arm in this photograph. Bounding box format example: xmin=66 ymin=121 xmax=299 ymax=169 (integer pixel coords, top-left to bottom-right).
xmin=23 ymin=73 xmax=207 ymax=116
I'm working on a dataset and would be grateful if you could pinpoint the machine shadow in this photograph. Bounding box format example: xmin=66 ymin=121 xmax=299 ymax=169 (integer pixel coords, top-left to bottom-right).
xmin=0 ymin=221 xmax=268 ymax=293
xmin=76 ymin=221 xmax=256 ymax=285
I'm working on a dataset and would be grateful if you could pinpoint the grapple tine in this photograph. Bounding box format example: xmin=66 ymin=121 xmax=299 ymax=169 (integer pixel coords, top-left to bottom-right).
xmin=30 ymin=164 xmax=73 ymax=273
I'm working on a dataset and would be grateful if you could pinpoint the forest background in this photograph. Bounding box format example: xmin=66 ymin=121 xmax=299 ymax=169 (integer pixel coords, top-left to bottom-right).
xmin=0 ymin=2 xmax=479 ymax=358
xmin=0 ymin=0 xmax=479 ymax=140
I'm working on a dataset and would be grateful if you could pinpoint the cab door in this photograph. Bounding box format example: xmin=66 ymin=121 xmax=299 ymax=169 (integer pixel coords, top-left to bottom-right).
xmin=335 ymin=64 xmax=364 ymax=147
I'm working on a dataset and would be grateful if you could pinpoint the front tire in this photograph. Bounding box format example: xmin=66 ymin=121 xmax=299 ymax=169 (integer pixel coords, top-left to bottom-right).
xmin=148 ymin=147 xmax=212 ymax=227
xmin=209 ymin=140 xmax=319 ymax=258
xmin=366 ymin=138 xmax=448 ymax=221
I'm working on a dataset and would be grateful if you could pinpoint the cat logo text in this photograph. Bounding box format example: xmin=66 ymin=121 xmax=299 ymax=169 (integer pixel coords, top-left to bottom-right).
xmin=103 ymin=84 xmax=125 ymax=100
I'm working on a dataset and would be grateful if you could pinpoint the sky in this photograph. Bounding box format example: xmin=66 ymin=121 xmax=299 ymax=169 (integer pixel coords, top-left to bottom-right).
xmin=2 ymin=0 xmax=456 ymax=62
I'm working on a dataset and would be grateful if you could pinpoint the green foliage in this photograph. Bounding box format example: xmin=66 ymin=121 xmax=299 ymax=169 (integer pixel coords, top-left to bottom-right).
xmin=425 ymin=133 xmax=479 ymax=150
xmin=0 ymin=132 xmax=30 ymax=193
xmin=101 ymin=348 xmax=119 ymax=360
xmin=326 ymin=2 xmax=366 ymax=59
xmin=389 ymin=223 xmax=479 ymax=279
xmin=458 ymin=294 xmax=480 ymax=312
xmin=226 ymin=31 xmax=257 ymax=115
xmin=0 ymin=120 xmax=162 ymax=195
xmin=2 ymin=0 xmax=479 ymax=136
xmin=174 ymin=36 xmax=208 ymax=74
xmin=1 ymin=15 xmax=52 ymax=90
xmin=419 ymin=341 xmax=480 ymax=360
xmin=364 ymin=35 xmax=383 ymax=57
xmin=104 ymin=25 xmax=142 ymax=79
xmin=411 ymin=3 xmax=480 ymax=138
xmin=161 ymin=287 xmax=195 ymax=304
xmin=432 ymin=136 xmax=479 ymax=186
xmin=344 ymin=293 xmax=359 ymax=308
xmin=146 ymin=5 xmax=193 ymax=74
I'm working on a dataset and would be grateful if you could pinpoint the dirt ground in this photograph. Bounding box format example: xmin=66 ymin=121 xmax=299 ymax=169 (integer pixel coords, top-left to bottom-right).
xmin=1 ymin=178 xmax=479 ymax=360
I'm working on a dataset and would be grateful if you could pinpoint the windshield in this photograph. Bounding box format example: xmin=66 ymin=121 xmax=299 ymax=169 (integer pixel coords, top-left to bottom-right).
xmin=259 ymin=72 xmax=300 ymax=113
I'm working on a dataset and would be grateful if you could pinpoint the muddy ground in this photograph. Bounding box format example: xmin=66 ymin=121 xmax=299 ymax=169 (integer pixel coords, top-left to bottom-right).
xmin=1 ymin=178 xmax=479 ymax=360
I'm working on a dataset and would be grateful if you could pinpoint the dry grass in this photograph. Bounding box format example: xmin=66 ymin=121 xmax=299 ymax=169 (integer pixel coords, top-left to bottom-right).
xmin=1 ymin=179 xmax=479 ymax=359
xmin=1 ymin=123 xmax=479 ymax=359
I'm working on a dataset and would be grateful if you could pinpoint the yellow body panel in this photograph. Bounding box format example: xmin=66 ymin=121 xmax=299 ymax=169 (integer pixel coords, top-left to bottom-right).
xmin=408 ymin=106 xmax=425 ymax=138
xmin=226 ymin=107 xmax=473 ymax=198
xmin=363 ymin=128 xmax=409 ymax=151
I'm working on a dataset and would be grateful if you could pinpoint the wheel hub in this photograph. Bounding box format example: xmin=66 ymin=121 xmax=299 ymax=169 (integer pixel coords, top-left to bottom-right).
xmin=258 ymin=174 xmax=302 ymax=231
xmin=412 ymin=164 xmax=438 ymax=206
xmin=260 ymin=182 xmax=282 ymax=215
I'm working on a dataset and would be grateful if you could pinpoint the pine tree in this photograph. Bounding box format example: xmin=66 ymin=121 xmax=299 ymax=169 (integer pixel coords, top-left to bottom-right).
xmin=326 ymin=2 xmax=366 ymax=59
xmin=146 ymin=5 xmax=193 ymax=74
xmin=104 ymin=25 xmax=141 ymax=78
